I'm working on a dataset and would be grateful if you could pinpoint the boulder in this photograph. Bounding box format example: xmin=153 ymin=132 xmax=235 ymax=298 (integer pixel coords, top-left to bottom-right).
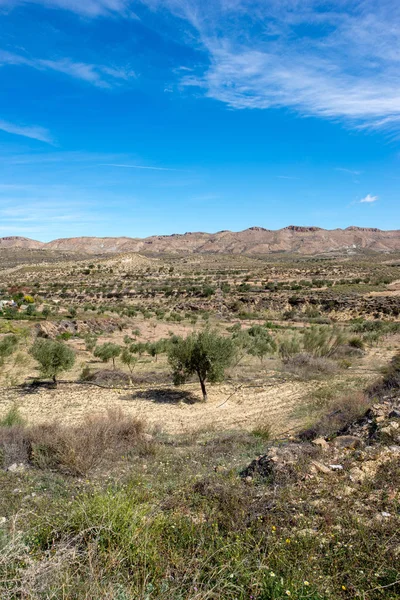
xmin=333 ymin=435 xmax=364 ymax=450
xmin=311 ymin=461 xmax=331 ymax=475
xmin=7 ymin=463 xmax=26 ymax=473
xmin=312 ymin=437 xmax=329 ymax=449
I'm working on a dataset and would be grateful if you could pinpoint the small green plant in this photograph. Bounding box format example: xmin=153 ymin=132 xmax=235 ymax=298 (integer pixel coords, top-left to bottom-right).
xmin=252 ymin=422 xmax=271 ymax=441
xmin=0 ymin=334 xmax=18 ymax=364
xmin=0 ymin=404 xmax=25 ymax=427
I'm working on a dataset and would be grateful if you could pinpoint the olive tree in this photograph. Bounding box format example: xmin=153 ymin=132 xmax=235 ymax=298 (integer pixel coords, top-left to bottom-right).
xmin=168 ymin=329 xmax=235 ymax=401
xmin=246 ymin=325 xmax=277 ymax=363
xmin=30 ymin=338 xmax=75 ymax=385
xmin=94 ymin=342 xmax=121 ymax=370
xmin=121 ymin=347 xmax=137 ymax=376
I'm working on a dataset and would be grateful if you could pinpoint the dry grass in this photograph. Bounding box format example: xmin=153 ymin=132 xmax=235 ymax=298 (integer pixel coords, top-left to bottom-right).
xmin=0 ymin=408 xmax=147 ymax=475
xmin=282 ymin=352 xmax=339 ymax=379
xmin=299 ymin=391 xmax=371 ymax=440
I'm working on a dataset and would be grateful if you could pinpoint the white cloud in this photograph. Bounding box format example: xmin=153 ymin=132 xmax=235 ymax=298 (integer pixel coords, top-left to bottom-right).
xmin=0 ymin=119 xmax=53 ymax=143
xmin=3 ymin=0 xmax=400 ymax=129
xmin=142 ymin=0 xmax=400 ymax=129
xmin=360 ymin=194 xmax=378 ymax=203
xmin=100 ymin=163 xmax=179 ymax=171
xmin=337 ymin=168 xmax=361 ymax=175
xmin=0 ymin=0 xmax=135 ymax=17
xmin=0 ymin=50 xmax=134 ymax=87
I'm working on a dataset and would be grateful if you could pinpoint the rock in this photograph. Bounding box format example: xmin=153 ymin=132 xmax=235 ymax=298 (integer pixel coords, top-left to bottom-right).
xmin=376 ymin=416 xmax=385 ymax=423
xmin=35 ymin=321 xmax=60 ymax=339
xmin=349 ymin=467 xmax=366 ymax=483
xmin=389 ymin=409 xmax=400 ymax=418
xmin=333 ymin=435 xmax=364 ymax=449
xmin=241 ymin=443 xmax=315 ymax=482
xmin=380 ymin=425 xmax=397 ymax=437
xmin=329 ymin=464 xmax=344 ymax=471
xmin=375 ymin=512 xmax=392 ymax=522
xmin=241 ymin=454 xmax=274 ymax=479
xmin=312 ymin=437 xmax=329 ymax=449
xmin=311 ymin=461 xmax=331 ymax=475
xmin=0 ymin=517 xmax=6 ymax=525
xmin=7 ymin=463 xmax=26 ymax=473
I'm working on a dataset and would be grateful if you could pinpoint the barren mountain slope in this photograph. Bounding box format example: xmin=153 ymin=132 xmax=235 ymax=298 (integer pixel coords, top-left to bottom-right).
xmin=0 ymin=236 xmax=44 ymax=249
xmin=1 ymin=226 xmax=399 ymax=255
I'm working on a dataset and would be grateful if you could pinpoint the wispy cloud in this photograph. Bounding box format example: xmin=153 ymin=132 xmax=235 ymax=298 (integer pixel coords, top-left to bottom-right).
xmin=360 ymin=194 xmax=378 ymax=203
xmin=141 ymin=0 xmax=400 ymax=130
xmin=100 ymin=163 xmax=180 ymax=171
xmin=0 ymin=0 xmax=135 ymax=17
xmin=336 ymin=167 xmax=362 ymax=176
xmin=0 ymin=119 xmax=53 ymax=143
xmin=0 ymin=193 xmax=110 ymax=240
xmin=0 ymin=50 xmax=134 ymax=88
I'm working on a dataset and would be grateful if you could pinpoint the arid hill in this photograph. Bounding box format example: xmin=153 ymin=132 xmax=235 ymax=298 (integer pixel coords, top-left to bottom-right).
xmin=1 ymin=226 xmax=399 ymax=255
xmin=0 ymin=236 xmax=43 ymax=250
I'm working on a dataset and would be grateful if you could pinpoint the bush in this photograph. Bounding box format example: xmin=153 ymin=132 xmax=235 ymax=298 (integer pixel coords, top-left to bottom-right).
xmin=29 ymin=410 xmax=145 ymax=474
xmin=299 ymin=392 xmax=370 ymax=440
xmin=0 ymin=404 xmax=25 ymax=428
xmin=283 ymin=353 xmax=338 ymax=379
xmin=278 ymin=334 xmax=302 ymax=361
xmin=348 ymin=336 xmax=364 ymax=350
xmin=0 ymin=409 xmax=145 ymax=474
xmin=303 ymin=325 xmax=346 ymax=358
xmin=368 ymin=351 xmax=400 ymax=398
xmin=246 ymin=325 xmax=277 ymax=363
xmin=0 ymin=334 xmax=18 ymax=364
xmin=83 ymin=368 xmax=131 ymax=387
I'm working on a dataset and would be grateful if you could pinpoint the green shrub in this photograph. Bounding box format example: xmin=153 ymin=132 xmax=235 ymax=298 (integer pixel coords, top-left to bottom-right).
xmin=278 ymin=334 xmax=302 ymax=361
xmin=0 ymin=404 xmax=25 ymax=427
xmin=0 ymin=334 xmax=18 ymax=364
xmin=303 ymin=326 xmax=346 ymax=358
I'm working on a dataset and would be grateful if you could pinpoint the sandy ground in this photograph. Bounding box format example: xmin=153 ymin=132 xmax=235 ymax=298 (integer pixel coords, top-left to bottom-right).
xmin=1 ymin=378 xmax=320 ymax=435
xmin=0 ymin=357 xmax=387 ymax=436
xmin=0 ymin=325 xmax=398 ymax=437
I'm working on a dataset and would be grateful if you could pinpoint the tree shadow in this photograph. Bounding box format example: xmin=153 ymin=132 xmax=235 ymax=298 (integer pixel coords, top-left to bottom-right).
xmin=132 ymin=388 xmax=200 ymax=405
xmin=18 ymin=380 xmax=57 ymax=395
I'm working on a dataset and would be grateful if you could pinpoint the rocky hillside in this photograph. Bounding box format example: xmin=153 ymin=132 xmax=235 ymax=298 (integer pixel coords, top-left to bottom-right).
xmin=1 ymin=226 xmax=399 ymax=255
xmin=0 ymin=236 xmax=43 ymax=250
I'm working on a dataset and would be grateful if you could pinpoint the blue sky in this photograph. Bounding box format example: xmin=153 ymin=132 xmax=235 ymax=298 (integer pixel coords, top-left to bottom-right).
xmin=0 ymin=0 xmax=399 ymax=241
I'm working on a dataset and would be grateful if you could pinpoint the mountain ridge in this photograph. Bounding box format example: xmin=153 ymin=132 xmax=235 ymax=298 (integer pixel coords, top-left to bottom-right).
xmin=0 ymin=226 xmax=399 ymax=255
